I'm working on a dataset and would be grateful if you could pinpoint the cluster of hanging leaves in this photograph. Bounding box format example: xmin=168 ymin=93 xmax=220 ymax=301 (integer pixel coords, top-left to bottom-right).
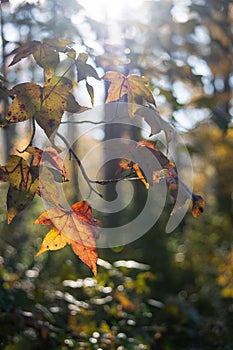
xmin=0 ymin=39 xmax=204 ymax=275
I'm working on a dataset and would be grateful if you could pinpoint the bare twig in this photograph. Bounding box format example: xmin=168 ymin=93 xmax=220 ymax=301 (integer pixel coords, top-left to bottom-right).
xmin=89 ymin=175 xmax=142 ymax=185
xmin=60 ymin=120 xmax=106 ymax=125
xmin=56 ymin=132 xmax=103 ymax=198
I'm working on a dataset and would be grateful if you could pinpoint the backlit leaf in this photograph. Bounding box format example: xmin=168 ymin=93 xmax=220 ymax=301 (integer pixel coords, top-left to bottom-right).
xmin=36 ymin=228 xmax=68 ymax=254
xmin=103 ymin=71 xmax=127 ymax=103
xmin=103 ymin=72 xmax=156 ymax=112
xmin=6 ymin=77 xmax=84 ymax=137
xmin=133 ymin=163 xmax=149 ymax=189
xmin=36 ymin=76 xmax=73 ymax=137
xmin=9 ymin=41 xmax=41 ymax=67
xmin=191 ymin=194 xmax=205 ymax=218
xmin=75 ymin=53 xmax=100 ymax=82
xmin=34 ymin=200 xmax=100 ymax=275
xmin=26 ymin=145 xmax=68 ymax=182
xmin=9 ymin=39 xmax=74 ymax=79
xmin=119 ymin=141 xmax=205 ymax=218
xmin=0 ymin=155 xmax=39 ymax=223
xmin=6 ymin=83 xmax=41 ymax=123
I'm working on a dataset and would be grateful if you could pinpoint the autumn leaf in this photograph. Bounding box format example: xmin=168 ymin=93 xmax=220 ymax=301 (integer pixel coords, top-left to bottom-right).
xmin=135 ymin=105 xmax=174 ymax=140
xmin=191 ymin=194 xmax=205 ymax=218
xmin=6 ymin=77 xmax=84 ymax=137
xmin=75 ymin=53 xmax=100 ymax=82
xmin=0 ymin=155 xmax=39 ymax=223
xmin=36 ymin=76 xmax=76 ymax=137
xmin=119 ymin=141 xmax=205 ymax=218
xmin=6 ymin=83 xmax=41 ymax=123
xmin=26 ymin=145 xmax=68 ymax=182
xmin=37 ymin=167 xmax=60 ymax=206
xmin=103 ymin=72 xmax=127 ymax=103
xmin=9 ymin=41 xmax=40 ymax=67
xmin=103 ymin=71 xmax=156 ymax=116
xmin=74 ymin=53 xmax=100 ymax=105
xmin=9 ymin=39 xmax=74 ymax=79
xmin=34 ymin=201 xmax=100 ymax=275
xmin=102 ymin=72 xmax=171 ymax=138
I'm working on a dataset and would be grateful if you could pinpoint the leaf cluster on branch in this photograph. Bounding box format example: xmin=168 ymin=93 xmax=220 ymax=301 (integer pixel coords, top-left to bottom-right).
xmin=0 ymin=39 xmax=204 ymax=275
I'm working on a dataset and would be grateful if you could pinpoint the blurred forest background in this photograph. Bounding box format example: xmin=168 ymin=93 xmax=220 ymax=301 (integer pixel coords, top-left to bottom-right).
xmin=0 ymin=0 xmax=233 ymax=349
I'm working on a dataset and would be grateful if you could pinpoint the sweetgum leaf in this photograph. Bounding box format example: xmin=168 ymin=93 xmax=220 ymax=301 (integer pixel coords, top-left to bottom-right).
xmin=6 ymin=77 xmax=84 ymax=137
xmin=103 ymin=71 xmax=155 ymax=108
xmin=34 ymin=201 xmax=100 ymax=275
xmin=9 ymin=39 xmax=74 ymax=79
xmin=75 ymin=53 xmax=100 ymax=82
xmin=0 ymin=155 xmax=39 ymax=223
xmin=9 ymin=41 xmax=41 ymax=67
xmin=6 ymin=83 xmax=41 ymax=123
xmin=36 ymin=227 xmax=98 ymax=275
xmin=135 ymin=106 xmax=174 ymax=140
xmin=26 ymin=145 xmax=68 ymax=182
xmin=103 ymin=72 xmax=127 ymax=103
xmin=33 ymin=44 xmax=59 ymax=79
xmin=35 ymin=76 xmax=73 ymax=137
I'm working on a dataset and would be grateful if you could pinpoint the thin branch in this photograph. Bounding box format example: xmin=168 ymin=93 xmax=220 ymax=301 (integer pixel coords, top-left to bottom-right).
xmin=56 ymin=132 xmax=103 ymax=198
xmin=89 ymin=175 xmax=142 ymax=185
xmin=60 ymin=120 xmax=106 ymax=125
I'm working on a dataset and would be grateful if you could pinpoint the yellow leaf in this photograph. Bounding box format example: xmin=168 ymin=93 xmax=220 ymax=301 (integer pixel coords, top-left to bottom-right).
xmin=36 ymin=228 xmax=67 ymax=255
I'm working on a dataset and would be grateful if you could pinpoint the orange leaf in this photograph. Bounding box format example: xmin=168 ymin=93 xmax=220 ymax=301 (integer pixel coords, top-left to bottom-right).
xmin=34 ymin=201 xmax=100 ymax=275
xmin=191 ymin=194 xmax=205 ymax=219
